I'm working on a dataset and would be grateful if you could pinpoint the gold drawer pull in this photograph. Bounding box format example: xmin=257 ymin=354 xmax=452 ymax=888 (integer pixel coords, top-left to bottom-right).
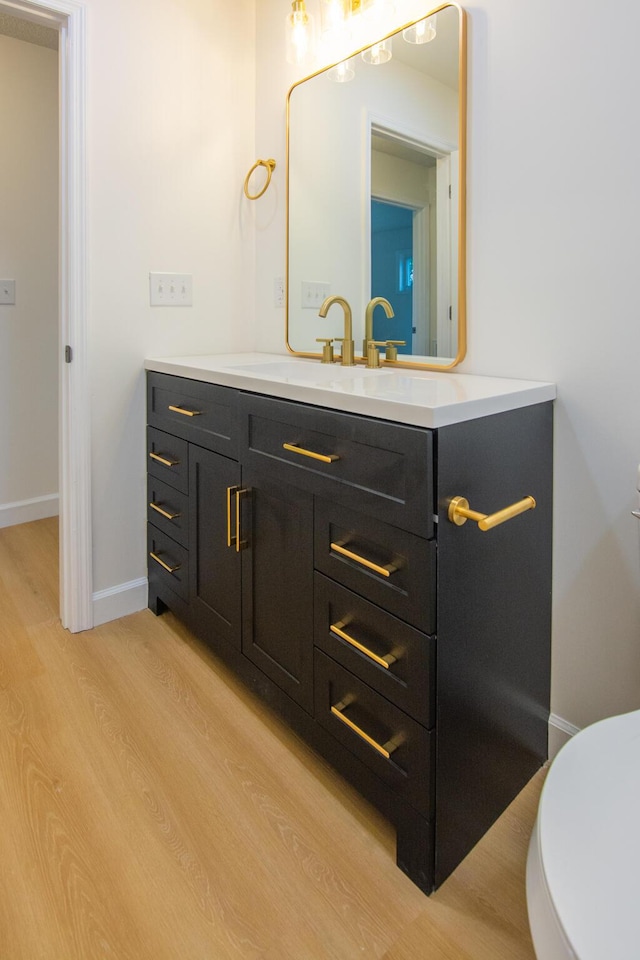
xmin=330 ymin=541 xmax=398 ymax=578
xmin=226 ymin=485 xmax=238 ymax=547
xmin=331 ymin=698 xmax=399 ymax=760
xmin=168 ymin=404 xmax=202 ymax=417
xmin=149 ymin=502 xmax=181 ymax=521
xmin=448 ymin=495 xmax=536 ymax=531
xmin=149 ymin=451 xmax=179 ymax=467
xmin=330 ymin=622 xmax=397 ymax=669
xmin=150 ymin=551 xmax=181 ymax=574
xmin=282 ymin=442 xmax=339 ymax=464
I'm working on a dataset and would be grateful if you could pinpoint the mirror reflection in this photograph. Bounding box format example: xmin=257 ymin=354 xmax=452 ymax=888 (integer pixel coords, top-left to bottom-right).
xmin=286 ymin=3 xmax=466 ymax=368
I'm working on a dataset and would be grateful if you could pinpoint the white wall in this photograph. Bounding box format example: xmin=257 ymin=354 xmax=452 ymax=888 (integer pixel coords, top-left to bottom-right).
xmin=80 ymin=0 xmax=255 ymax=620
xmin=0 ymin=35 xmax=58 ymax=526
xmin=254 ymin=0 xmax=640 ymax=735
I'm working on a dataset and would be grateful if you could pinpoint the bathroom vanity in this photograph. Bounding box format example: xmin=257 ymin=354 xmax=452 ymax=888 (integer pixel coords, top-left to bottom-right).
xmin=144 ymin=353 xmax=554 ymax=893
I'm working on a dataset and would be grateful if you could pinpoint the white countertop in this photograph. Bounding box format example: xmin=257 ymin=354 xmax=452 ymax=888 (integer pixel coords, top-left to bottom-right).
xmin=144 ymin=352 xmax=556 ymax=428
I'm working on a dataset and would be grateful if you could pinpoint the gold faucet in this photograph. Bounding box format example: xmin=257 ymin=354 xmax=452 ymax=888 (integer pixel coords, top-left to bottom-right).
xmin=318 ymin=296 xmax=355 ymax=366
xmin=363 ymin=297 xmax=395 ymax=358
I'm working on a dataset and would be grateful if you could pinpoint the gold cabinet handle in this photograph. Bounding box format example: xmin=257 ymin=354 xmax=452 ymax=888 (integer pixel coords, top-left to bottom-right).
xmin=448 ymin=495 xmax=536 ymax=531
xmin=149 ymin=451 xmax=179 ymax=467
xmin=330 ymin=621 xmax=397 ymax=669
xmin=150 ymin=551 xmax=181 ymax=574
xmin=282 ymin=442 xmax=340 ymax=464
xmin=168 ymin=404 xmax=202 ymax=417
xmin=226 ymin=485 xmax=238 ymax=547
xmin=331 ymin=698 xmax=399 ymax=760
xmin=330 ymin=541 xmax=398 ymax=578
xmin=235 ymin=488 xmax=249 ymax=552
xmin=149 ymin=502 xmax=181 ymax=521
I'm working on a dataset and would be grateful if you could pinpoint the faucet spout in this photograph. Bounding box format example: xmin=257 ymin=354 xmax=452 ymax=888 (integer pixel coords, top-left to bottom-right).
xmin=318 ymin=295 xmax=355 ymax=365
xmin=364 ymin=297 xmax=395 ymax=358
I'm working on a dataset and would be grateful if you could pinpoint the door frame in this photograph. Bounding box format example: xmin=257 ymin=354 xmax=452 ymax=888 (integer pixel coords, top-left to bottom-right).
xmin=0 ymin=0 xmax=92 ymax=631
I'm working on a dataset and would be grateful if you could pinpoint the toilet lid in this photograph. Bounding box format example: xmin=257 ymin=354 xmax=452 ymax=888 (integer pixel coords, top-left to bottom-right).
xmin=538 ymin=710 xmax=640 ymax=959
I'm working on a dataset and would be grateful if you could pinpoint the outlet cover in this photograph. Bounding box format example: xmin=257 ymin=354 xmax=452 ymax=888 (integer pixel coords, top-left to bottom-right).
xmin=0 ymin=280 xmax=16 ymax=305
xmin=150 ymin=273 xmax=193 ymax=306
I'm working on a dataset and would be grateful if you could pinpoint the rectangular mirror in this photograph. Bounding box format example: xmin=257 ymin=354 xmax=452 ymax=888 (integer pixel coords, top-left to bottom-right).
xmin=286 ymin=2 xmax=466 ymax=369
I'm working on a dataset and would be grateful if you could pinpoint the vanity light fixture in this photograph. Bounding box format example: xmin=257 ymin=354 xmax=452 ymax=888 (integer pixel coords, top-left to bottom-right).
xmin=361 ymin=37 xmax=392 ymax=64
xmin=403 ymin=12 xmax=437 ymax=43
xmin=327 ymin=58 xmax=356 ymax=82
xmin=286 ymin=0 xmax=315 ymax=66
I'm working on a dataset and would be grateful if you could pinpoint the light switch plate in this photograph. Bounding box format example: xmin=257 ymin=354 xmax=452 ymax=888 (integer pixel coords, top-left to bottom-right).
xmin=0 ymin=280 xmax=16 ymax=305
xmin=149 ymin=273 xmax=193 ymax=306
xmin=301 ymin=280 xmax=330 ymax=309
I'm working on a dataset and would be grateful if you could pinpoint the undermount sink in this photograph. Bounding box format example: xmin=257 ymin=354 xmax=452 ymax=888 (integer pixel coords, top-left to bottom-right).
xmin=226 ymin=359 xmax=395 ymax=381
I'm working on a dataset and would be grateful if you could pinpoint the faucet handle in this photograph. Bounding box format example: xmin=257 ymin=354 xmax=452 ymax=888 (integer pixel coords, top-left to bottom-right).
xmin=384 ymin=340 xmax=406 ymax=362
xmin=366 ymin=340 xmax=387 ymax=369
xmin=315 ymin=337 xmax=335 ymax=364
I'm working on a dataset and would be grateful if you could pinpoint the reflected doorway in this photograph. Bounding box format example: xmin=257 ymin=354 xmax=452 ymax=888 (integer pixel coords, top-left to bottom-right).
xmin=370 ymin=199 xmax=415 ymax=353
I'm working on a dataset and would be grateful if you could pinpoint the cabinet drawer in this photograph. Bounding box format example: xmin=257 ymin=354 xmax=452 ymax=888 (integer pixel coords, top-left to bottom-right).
xmin=147 ymin=372 xmax=238 ymax=458
xmin=147 ymin=476 xmax=189 ymax=548
xmin=239 ymin=393 xmax=433 ymax=537
xmin=147 ymin=525 xmax=189 ymax=601
xmin=314 ymin=574 xmax=435 ymax=728
xmin=147 ymin=426 xmax=188 ymax=494
xmin=314 ymin=499 xmax=436 ymax=634
xmin=314 ymin=650 xmax=434 ymax=819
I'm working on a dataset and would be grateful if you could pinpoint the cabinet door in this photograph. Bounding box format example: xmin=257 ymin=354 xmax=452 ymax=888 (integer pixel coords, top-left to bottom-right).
xmin=241 ymin=468 xmax=314 ymax=714
xmin=189 ymin=445 xmax=242 ymax=649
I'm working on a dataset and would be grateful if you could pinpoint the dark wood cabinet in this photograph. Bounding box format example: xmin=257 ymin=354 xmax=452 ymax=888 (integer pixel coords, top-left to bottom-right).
xmin=146 ymin=370 xmax=553 ymax=896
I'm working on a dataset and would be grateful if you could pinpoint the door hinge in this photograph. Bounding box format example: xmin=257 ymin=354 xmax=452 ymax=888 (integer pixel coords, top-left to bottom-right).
xmin=65 ymin=345 xmax=72 ymax=363
xmin=449 ymin=183 xmax=452 ymax=199
xmin=449 ymin=305 xmax=452 ymax=321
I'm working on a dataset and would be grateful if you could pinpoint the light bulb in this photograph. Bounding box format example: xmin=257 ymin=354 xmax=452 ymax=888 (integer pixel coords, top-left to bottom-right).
xmin=403 ymin=13 xmax=437 ymax=44
xmin=327 ymin=58 xmax=355 ymax=82
xmin=361 ymin=38 xmax=392 ymax=65
xmin=286 ymin=0 xmax=315 ymax=66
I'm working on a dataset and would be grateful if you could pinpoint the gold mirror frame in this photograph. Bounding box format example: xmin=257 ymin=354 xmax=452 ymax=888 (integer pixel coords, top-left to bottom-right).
xmin=285 ymin=2 xmax=466 ymax=370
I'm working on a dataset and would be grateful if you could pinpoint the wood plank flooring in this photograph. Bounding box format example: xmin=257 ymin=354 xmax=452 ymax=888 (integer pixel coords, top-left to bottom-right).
xmin=0 ymin=517 xmax=544 ymax=959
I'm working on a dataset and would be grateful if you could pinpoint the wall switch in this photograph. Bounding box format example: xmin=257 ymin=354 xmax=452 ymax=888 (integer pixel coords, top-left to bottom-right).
xmin=301 ymin=280 xmax=330 ymax=309
xmin=0 ymin=280 xmax=16 ymax=305
xmin=149 ymin=273 xmax=193 ymax=306
xmin=274 ymin=277 xmax=285 ymax=308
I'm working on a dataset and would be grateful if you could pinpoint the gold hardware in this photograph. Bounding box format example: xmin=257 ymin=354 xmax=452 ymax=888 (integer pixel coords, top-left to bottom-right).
xmin=235 ymin=488 xmax=249 ymax=552
xmin=150 ymin=551 xmax=181 ymax=574
xmin=168 ymin=404 xmax=202 ymax=417
xmin=226 ymin=485 xmax=239 ymax=548
xmin=315 ymin=337 xmax=335 ymax=364
xmin=331 ymin=697 xmax=399 ymax=759
xmin=244 ymin=158 xmax=276 ymax=200
xmin=283 ymin=442 xmax=339 ymax=463
xmin=448 ymin=495 xmax=537 ymax=531
xmin=365 ymin=340 xmax=387 ymax=369
xmin=318 ymin=296 xmax=355 ymax=365
xmin=330 ymin=541 xmax=398 ymax=578
xmin=149 ymin=502 xmax=181 ymax=521
xmin=149 ymin=451 xmax=179 ymax=467
xmin=384 ymin=340 xmax=405 ymax=362
xmin=330 ymin=621 xmax=397 ymax=669
xmin=363 ymin=297 xmax=394 ymax=357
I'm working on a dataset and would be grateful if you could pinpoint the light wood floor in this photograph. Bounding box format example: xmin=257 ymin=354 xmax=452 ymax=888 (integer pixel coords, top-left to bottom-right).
xmin=0 ymin=517 xmax=544 ymax=960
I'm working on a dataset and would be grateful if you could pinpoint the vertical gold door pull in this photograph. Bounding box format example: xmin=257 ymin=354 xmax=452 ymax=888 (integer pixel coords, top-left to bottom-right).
xmin=226 ymin=485 xmax=239 ymax=547
xmin=330 ymin=622 xmax=397 ymax=669
xmin=448 ymin=495 xmax=536 ymax=531
xmin=331 ymin=698 xmax=399 ymax=759
xmin=235 ymin=488 xmax=249 ymax=552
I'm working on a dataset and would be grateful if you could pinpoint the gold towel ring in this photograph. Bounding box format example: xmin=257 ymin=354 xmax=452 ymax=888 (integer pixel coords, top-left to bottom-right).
xmin=244 ymin=158 xmax=276 ymax=200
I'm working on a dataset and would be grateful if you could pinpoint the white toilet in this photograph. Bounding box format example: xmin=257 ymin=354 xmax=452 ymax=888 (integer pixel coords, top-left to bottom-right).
xmin=526 ymin=468 xmax=640 ymax=959
xmin=526 ymin=709 xmax=640 ymax=959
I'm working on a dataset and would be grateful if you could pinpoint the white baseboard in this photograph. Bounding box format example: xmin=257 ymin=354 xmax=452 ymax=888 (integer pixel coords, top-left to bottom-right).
xmin=92 ymin=577 xmax=148 ymax=627
xmin=0 ymin=494 xmax=59 ymax=529
xmin=548 ymin=713 xmax=581 ymax=761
